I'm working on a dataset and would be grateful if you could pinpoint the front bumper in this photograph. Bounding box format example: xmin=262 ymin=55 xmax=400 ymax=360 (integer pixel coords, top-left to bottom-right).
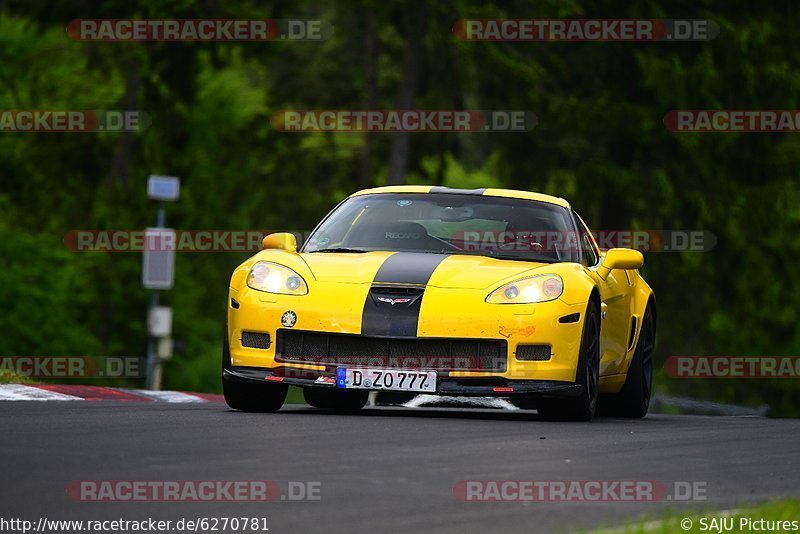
xmin=223 ymin=365 xmax=582 ymax=398
xmin=228 ymin=283 xmax=586 ymax=382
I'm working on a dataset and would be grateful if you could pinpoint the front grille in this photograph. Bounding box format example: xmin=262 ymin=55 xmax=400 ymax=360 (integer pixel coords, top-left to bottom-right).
xmin=370 ymin=285 xmax=425 ymax=295
xmin=516 ymin=344 xmax=552 ymax=361
xmin=241 ymin=331 xmax=271 ymax=349
xmin=276 ymin=330 xmax=507 ymax=372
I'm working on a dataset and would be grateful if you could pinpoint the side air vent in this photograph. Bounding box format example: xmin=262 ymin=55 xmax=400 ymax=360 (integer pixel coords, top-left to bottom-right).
xmin=516 ymin=345 xmax=552 ymax=361
xmin=559 ymin=313 xmax=580 ymax=324
xmin=242 ymin=331 xmax=271 ymax=349
xmin=628 ymin=317 xmax=638 ymax=350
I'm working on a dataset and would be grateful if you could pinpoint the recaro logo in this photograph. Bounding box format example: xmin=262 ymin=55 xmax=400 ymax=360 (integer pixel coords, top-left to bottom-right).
xmin=385 ymin=232 xmax=421 ymax=239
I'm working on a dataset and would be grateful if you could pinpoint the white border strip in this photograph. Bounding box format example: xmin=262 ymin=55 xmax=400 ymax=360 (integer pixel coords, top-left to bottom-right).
xmin=135 ymin=390 xmax=209 ymax=403
xmin=404 ymin=394 xmax=518 ymax=410
xmin=0 ymin=384 xmax=82 ymax=401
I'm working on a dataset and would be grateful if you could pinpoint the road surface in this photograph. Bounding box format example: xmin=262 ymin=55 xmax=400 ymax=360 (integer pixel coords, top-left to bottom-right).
xmin=1 ymin=401 xmax=798 ymax=533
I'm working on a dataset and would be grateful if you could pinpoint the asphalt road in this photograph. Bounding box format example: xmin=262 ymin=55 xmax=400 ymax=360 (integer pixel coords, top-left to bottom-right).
xmin=1 ymin=402 xmax=799 ymax=534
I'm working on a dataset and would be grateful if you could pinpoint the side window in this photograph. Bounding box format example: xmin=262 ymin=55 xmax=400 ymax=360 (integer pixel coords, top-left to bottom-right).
xmin=572 ymin=211 xmax=599 ymax=267
xmin=582 ymin=233 xmax=599 ymax=266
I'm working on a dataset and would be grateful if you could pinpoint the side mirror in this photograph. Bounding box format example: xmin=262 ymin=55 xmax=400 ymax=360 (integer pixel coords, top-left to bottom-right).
xmin=597 ymin=248 xmax=643 ymax=279
xmin=261 ymin=232 xmax=297 ymax=253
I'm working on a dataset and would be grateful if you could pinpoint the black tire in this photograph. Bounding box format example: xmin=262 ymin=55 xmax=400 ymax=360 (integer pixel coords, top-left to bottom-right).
xmin=374 ymin=391 xmax=416 ymax=406
xmin=537 ymin=301 xmax=600 ymax=421
xmin=222 ymin=337 xmax=287 ymax=412
xmin=303 ymin=387 xmax=369 ymax=412
xmin=511 ymin=395 xmax=538 ymax=410
xmin=223 ymin=379 xmax=288 ymax=412
xmin=598 ymin=304 xmax=655 ymax=418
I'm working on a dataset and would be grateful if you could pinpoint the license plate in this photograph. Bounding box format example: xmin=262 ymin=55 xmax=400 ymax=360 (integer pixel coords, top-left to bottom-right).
xmin=336 ymin=367 xmax=437 ymax=393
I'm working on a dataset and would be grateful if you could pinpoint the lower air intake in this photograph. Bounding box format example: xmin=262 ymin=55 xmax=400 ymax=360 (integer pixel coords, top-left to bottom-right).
xmin=515 ymin=344 xmax=552 ymax=361
xmin=241 ymin=331 xmax=271 ymax=349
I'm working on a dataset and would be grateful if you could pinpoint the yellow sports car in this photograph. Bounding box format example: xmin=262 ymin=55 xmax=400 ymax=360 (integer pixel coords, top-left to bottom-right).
xmin=223 ymin=186 xmax=655 ymax=420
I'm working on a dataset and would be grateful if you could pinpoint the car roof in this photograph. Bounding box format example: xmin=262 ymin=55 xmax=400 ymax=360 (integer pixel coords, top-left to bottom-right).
xmin=348 ymin=185 xmax=570 ymax=208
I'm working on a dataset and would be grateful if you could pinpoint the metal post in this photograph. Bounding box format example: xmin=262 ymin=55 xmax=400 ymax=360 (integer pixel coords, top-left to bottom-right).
xmin=145 ymin=202 xmax=166 ymax=390
xmin=145 ymin=290 xmax=160 ymax=389
xmin=144 ymin=176 xmax=179 ymax=390
xmin=156 ymin=201 xmax=165 ymax=227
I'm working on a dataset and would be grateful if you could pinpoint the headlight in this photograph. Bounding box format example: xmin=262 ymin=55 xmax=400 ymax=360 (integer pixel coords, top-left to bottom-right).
xmin=247 ymin=261 xmax=308 ymax=295
xmin=486 ymin=274 xmax=563 ymax=304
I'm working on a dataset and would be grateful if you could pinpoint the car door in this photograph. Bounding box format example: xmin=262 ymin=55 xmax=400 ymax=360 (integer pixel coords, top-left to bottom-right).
xmin=572 ymin=212 xmax=633 ymax=376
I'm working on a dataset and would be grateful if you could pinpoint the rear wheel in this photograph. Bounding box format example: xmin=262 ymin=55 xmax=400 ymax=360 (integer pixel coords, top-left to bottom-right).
xmin=598 ymin=304 xmax=655 ymax=418
xmin=537 ymin=301 xmax=600 ymax=421
xmin=303 ymin=387 xmax=369 ymax=412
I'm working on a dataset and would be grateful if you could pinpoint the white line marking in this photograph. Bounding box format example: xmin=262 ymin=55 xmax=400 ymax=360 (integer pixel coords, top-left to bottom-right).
xmin=404 ymin=395 xmax=518 ymax=410
xmin=0 ymin=384 xmax=81 ymax=401
xmin=135 ymin=390 xmax=208 ymax=403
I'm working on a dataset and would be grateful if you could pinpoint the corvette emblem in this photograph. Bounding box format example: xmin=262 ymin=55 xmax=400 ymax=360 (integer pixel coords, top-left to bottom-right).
xmin=376 ymin=297 xmax=412 ymax=305
xmin=281 ymin=311 xmax=297 ymax=328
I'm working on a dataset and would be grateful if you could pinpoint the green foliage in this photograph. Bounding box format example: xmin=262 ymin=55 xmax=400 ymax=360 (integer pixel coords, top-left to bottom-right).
xmin=592 ymin=499 xmax=800 ymax=533
xmin=0 ymin=222 xmax=103 ymax=357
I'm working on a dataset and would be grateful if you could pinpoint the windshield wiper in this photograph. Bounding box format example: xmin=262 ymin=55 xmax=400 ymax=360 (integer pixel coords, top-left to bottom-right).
xmin=309 ymin=247 xmax=368 ymax=253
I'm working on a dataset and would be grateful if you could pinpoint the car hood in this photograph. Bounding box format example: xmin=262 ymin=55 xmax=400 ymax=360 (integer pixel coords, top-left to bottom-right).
xmin=299 ymin=251 xmax=552 ymax=290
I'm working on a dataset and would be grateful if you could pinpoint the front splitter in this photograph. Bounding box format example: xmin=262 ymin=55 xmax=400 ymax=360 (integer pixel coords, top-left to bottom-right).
xmin=224 ymin=366 xmax=581 ymax=398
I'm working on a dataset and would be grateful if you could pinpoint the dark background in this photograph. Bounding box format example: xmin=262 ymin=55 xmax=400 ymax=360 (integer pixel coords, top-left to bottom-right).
xmin=1 ymin=1 xmax=798 ymax=415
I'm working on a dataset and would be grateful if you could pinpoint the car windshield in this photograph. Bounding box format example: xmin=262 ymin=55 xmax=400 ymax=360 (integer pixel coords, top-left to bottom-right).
xmin=303 ymin=193 xmax=582 ymax=263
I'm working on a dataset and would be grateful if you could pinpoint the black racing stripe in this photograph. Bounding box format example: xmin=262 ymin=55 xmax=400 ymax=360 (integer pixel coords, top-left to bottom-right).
xmin=429 ymin=186 xmax=487 ymax=195
xmin=361 ymin=253 xmax=447 ymax=337
xmin=372 ymin=252 xmax=446 ymax=285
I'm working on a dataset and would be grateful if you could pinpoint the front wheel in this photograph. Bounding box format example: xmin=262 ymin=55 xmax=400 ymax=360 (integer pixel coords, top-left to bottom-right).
xmin=222 ymin=337 xmax=287 ymax=412
xmin=303 ymin=387 xmax=369 ymax=412
xmin=598 ymin=304 xmax=655 ymax=418
xmin=537 ymin=301 xmax=600 ymax=421
xmin=223 ymin=379 xmax=288 ymax=412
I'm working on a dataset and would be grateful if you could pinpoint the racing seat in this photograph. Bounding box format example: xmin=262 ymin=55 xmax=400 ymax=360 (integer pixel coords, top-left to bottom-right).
xmin=345 ymin=220 xmax=437 ymax=251
xmin=503 ymin=219 xmax=561 ymax=260
xmin=379 ymin=221 xmax=439 ymax=251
